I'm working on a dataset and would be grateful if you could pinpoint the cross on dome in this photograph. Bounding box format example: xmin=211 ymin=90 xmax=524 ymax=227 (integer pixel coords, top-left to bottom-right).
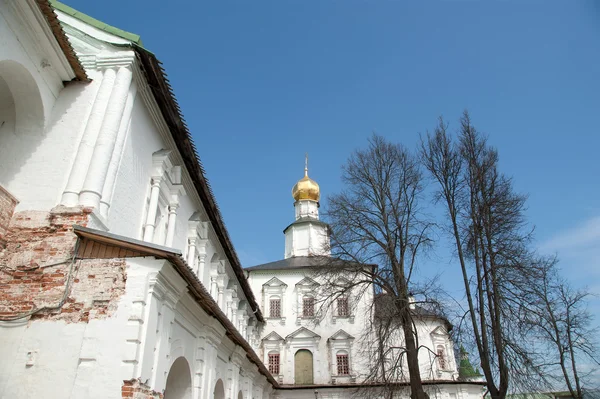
xmin=292 ymin=154 xmax=320 ymax=202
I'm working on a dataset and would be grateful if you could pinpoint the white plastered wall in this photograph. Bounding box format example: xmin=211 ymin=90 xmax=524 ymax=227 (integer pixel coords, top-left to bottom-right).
xmin=0 ymin=1 xmax=99 ymax=211
xmin=247 ymin=269 xmax=373 ymax=386
xmin=0 ymin=257 xmax=272 ymax=399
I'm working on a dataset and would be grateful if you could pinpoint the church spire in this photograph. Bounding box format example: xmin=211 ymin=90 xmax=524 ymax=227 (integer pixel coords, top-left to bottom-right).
xmin=284 ymin=156 xmax=330 ymax=258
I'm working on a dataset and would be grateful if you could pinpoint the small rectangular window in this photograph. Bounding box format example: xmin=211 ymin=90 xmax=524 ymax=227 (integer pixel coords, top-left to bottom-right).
xmin=268 ymin=353 xmax=280 ymax=375
xmin=437 ymin=348 xmax=446 ymax=370
xmin=337 ymin=354 xmax=350 ymax=375
xmin=303 ymin=297 xmax=315 ymax=317
xmin=337 ymin=297 xmax=349 ymax=317
xmin=270 ymin=299 xmax=281 ymax=318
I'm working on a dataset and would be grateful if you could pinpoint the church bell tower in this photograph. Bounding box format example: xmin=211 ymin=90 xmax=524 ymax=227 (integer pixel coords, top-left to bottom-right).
xmin=284 ymin=156 xmax=330 ymax=258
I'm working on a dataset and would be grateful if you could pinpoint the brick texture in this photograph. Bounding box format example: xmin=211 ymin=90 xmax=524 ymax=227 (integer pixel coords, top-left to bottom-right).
xmin=0 ymin=206 xmax=127 ymax=322
xmin=0 ymin=185 xmax=18 ymax=249
xmin=122 ymin=379 xmax=163 ymax=399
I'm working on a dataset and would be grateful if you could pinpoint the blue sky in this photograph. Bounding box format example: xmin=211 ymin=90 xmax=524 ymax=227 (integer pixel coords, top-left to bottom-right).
xmin=66 ymin=1 xmax=599 ymax=323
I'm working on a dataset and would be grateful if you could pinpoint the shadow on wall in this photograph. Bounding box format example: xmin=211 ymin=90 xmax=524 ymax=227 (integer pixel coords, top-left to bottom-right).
xmin=0 ymin=59 xmax=85 ymax=202
xmin=214 ymin=378 xmax=225 ymax=399
xmin=164 ymin=356 xmax=192 ymax=399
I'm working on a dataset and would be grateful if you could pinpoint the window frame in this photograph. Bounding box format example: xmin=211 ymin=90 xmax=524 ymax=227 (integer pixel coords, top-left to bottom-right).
xmin=337 ymin=296 xmax=349 ymax=317
xmin=269 ymin=296 xmax=282 ymax=319
xmin=437 ymin=345 xmax=447 ymax=370
xmin=336 ymin=350 xmax=350 ymax=375
xmin=302 ymin=295 xmax=315 ymax=318
xmin=268 ymin=352 xmax=280 ymax=375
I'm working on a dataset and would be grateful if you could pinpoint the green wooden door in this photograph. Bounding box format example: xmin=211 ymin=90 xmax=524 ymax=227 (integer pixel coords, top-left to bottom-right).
xmin=294 ymin=349 xmax=314 ymax=385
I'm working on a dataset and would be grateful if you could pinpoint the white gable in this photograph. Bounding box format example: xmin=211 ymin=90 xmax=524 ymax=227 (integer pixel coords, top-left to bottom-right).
xmin=295 ymin=277 xmax=319 ymax=287
xmin=286 ymin=327 xmax=320 ymax=340
xmin=262 ymin=277 xmax=287 ymax=288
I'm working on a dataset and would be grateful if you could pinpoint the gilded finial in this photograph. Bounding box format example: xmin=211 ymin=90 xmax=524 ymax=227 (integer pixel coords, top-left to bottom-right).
xmin=305 ymin=153 xmax=308 ymax=177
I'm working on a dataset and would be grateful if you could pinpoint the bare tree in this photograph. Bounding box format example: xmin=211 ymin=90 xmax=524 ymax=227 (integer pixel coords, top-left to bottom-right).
xmin=421 ymin=112 xmax=545 ymax=399
xmin=318 ymin=135 xmax=435 ymax=399
xmin=524 ymin=257 xmax=600 ymax=399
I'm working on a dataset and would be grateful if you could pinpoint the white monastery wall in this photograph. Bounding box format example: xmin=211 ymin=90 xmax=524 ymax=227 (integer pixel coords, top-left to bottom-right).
xmin=248 ymin=269 xmax=372 ymax=385
xmin=0 ymin=1 xmax=94 ymax=212
xmin=106 ymin=94 xmax=163 ymax=239
xmin=0 ymin=256 xmax=272 ymax=399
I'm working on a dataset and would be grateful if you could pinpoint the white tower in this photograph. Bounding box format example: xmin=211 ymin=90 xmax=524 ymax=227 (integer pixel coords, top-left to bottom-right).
xmin=284 ymin=156 xmax=330 ymax=258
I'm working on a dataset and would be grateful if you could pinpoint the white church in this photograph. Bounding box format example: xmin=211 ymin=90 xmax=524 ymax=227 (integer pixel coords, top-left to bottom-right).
xmin=0 ymin=1 xmax=485 ymax=398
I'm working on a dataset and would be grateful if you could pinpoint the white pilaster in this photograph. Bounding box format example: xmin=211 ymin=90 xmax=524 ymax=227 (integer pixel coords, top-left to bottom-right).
xmin=165 ymin=203 xmax=178 ymax=247
xmin=61 ymin=68 xmax=116 ymax=206
xmin=143 ymin=177 xmax=162 ymax=242
xmin=80 ymin=66 xmax=133 ymax=208
xmin=99 ymin=79 xmax=138 ymax=217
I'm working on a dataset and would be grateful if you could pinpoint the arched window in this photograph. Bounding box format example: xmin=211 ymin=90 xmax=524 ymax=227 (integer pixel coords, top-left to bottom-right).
xmin=302 ymin=295 xmax=315 ymax=317
xmin=294 ymin=349 xmax=314 ymax=385
xmin=268 ymin=350 xmax=280 ymax=375
xmin=336 ymin=350 xmax=350 ymax=375
xmin=437 ymin=345 xmax=446 ymax=370
xmin=269 ymin=295 xmax=281 ymax=318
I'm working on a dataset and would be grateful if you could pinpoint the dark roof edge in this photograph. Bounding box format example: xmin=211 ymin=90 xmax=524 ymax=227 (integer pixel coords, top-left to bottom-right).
xmin=282 ymin=217 xmax=329 ymax=234
xmin=72 ymin=225 xmax=278 ymax=388
xmin=47 ymin=2 xmax=262 ymax=321
xmin=37 ymin=0 xmax=89 ymax=81
xmin=130 ymin=45 xmax=263 ymax=322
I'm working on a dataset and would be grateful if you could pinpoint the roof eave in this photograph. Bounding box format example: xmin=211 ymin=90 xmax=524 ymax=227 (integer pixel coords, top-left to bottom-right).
xmin=73 ymin=225 xmax=277 ymax=387
xmin=37 ymin=0 xmax=89 ymax=81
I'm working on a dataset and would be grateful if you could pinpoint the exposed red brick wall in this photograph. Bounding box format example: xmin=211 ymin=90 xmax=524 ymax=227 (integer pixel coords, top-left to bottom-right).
xmin=0 ymin=206 xmax=127 ymax=322
xmin=0 ymin=185 xmax=18 ymax=249
xmin=122 ymin=379 xmax=163 ymax=399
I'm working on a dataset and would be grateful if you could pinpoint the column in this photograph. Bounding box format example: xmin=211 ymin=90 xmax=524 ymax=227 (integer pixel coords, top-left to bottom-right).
xmin=218 ymin=286 xmax=225 ymax=310
xmin=80 ymin=66 xmax=133 ymax=208
xmin=210 ymin=276 xmax=218 ymax=299
xmin=187 ymin=237 xmax=197 ymax=267
xmin=143 ymin=177 xmax=162 ymax=242
xmin=99 ymin=80 xmax=138 ymax=217
xmin=61 ymin=69 xmax=116 ymax=206
xmin=197 ymin=251 xmax=207 ymax=282
xmin=165 ymin=203 xmax=179 ymax=247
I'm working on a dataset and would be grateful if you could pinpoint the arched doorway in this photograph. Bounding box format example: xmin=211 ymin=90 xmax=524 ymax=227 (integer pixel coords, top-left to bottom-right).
xmin=238 ymin=391 xmax=243 ymax=399
xmin=164 ymin=357 xmax=192 ymax=399
xmin=213 ymin=379 xmax=225 ymax=399
xmin=294 ymin=349 xmax=314 ymax=385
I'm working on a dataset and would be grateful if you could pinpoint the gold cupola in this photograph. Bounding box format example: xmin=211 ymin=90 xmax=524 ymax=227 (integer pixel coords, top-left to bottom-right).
xmin=292 ymin=155 xmax=320 ymax=202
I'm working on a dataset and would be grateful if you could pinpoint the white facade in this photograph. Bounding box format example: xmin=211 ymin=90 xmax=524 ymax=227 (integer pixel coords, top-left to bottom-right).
xmin=0 ymin=2 xmax=485 ymax=399
xmin=246 ymin=172 xmax=486 ymax=398
xmin=0 ymin=2 xmax=271 ymax=398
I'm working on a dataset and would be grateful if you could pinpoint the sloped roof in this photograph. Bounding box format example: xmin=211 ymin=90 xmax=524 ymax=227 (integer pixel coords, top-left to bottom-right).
xmin=246 ymin=255 xmax=366 ymax=271
xmin=36 ymin=0 xmax=88 ymax=80
xmin=51 ymin=2 xmax=263 ymax=322
xmin=283 ymin=216 xmax=329 ymax=234
xmin=72 ymin=226 xmax=277 ymax=387
xmin=50 ymin=1 xmax=142 ymax=45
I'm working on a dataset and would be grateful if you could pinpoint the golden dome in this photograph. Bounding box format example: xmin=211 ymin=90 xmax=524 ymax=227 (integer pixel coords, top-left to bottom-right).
xmin=292 ymin=162 xmax=320 ymax=202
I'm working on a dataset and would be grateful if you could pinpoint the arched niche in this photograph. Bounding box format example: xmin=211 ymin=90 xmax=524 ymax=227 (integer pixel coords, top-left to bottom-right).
xmin=213 ymin=379 xmax=225 ymax=399
xmin=294 ymin=349 xmax=314 ymax=385
xmin=164 ymin=357 xmax=192 ymax=399
xmin=0 ymin=60 xmax=45 ymax=191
